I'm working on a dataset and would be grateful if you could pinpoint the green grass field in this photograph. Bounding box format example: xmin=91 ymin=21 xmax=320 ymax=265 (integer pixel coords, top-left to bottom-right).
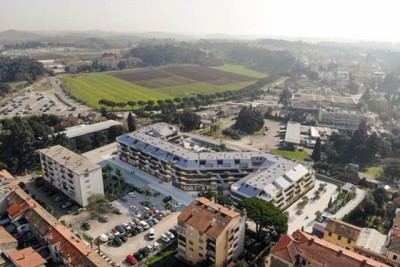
xmin=272 ymin=149 xmax=311 ymax=161
xmin=61 ymin=65 xmax=260 ymax=108
xmin=212 ymin=64 xmax=267 ymax=79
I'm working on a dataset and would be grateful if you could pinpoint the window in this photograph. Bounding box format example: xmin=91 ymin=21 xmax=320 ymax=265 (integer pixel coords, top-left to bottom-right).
xmin=347 ymin=239 xmax=351 ymax=244
xmin=393 ymin=255 xmax=398 ymax=260
xmin=200 ymin=160 xmax=206 ymax=165
xmin=302 ymin=259 xmax=306 ymax=265
xmin=84 ymin=173 xmax=89 ymax=177
xmin=337 ymin=235 xmax=341 ymax=240
xmin=189 ymin=240 xmax=193 ymax=245
xmin=328 ymin=232 xmax=332 ymax=237
xmin=234 ymin=159 xmax=240 ymax=164
xmin=199 ymin=253 xmax=203 ymax=257
xmin=189 ymin=247 xmax=193 ymax=251
xmin=199 ymin=239 xmax=204 ymax=244
xmin=86 ymin=185 xmax=91 ymax=189
xmin=85 ymin=179 xmax=90 ymax=183
xmin=217 ymin=160 xmax=223 ymax=165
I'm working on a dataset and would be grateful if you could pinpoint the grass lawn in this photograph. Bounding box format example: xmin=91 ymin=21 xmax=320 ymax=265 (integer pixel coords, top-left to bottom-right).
xmin=61 ymin=69 xmax=256 ymax=108
xmin=364 ymin=165 xmax=384 ymax=176
xmin=212 ymin=64 xmax=267 ymax=79
xmin=7 ymin=81 xmax=28 ymax=91
xmin=272 ymin=149 xmax=311 ymax=161
xmin=34 ymin=81 xmax=53 ymax=91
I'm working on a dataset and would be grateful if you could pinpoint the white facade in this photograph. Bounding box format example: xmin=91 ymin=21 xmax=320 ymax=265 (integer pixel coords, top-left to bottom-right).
xmin=38 ymin=145 xmax=104 ymax=207
xmin=116 ymin=123 xmax=315 ymax=210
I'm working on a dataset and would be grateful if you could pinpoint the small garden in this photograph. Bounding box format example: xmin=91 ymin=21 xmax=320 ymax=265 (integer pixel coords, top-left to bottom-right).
xmin=326 ymin=187 xmax=355 ymax=214
xmin=102 ymin=164 xmax=137 ymax=201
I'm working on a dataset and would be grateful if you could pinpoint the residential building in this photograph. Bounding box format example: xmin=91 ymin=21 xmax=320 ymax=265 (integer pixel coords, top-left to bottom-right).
xmin=386 ymin=211 xmax=400 ymax=266
xmin=3 ymin=183 xmax=111 ymax=267
xmin=267 ymin=230 xmax=390 ymax=267
xmin=116 ymin=123 xmax=315 ymax=210
xmin=38 ymin=145 xmax=104 ymax=207
xmin=355 ymin=228 xmax=388 ymax=263
xmin=0 ymin=226 xmax=17 ymax=252
xmin=176 ymin=197 xmax=246 ymax=267
xmin=323 ymin=219 xmax=361 ymax=250
xmin=318 ymin=107 xmax=363 ymax=130
xmin=6 ymin=247 xmax=47 ymax=267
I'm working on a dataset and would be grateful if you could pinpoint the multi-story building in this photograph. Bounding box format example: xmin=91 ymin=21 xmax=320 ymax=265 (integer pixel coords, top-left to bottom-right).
xmin=323 ymin=219 xmax=362 ymax=250
xmin=38 ymin=145 xmax=104 ymax=207
xmin=176 ymin=197 xmax=246 ymax=267
xmin=267 ymin=230 xmax=390 ymax=267
xmin=3 ymin=184 xmax=111 ymax=267
xmin=116 ymin=123 xmax=315 ymax=210
xmin=318 ymin=107 xmax=363 ymax=130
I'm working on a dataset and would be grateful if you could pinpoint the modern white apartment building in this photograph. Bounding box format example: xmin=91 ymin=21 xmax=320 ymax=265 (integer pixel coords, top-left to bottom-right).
xmin=116 ymin=123 xmax=315 ymax=210
xmin=318 ymin=107 xmax=363 ymax=130
xmin=38 ymin=145 xmax=104 ymax=207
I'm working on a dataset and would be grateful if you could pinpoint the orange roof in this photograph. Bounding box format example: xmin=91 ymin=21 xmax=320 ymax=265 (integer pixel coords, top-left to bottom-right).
xmin=7 ymin=247 xmax=47 ymax=267
xmin=178 ymin=197 xmax=240 ymax=239
xmin=270 ymin=230 xmax=390 ymax=267
xmin=5 ymin=183 xmax=111 ymax=267
xmin=325 ymin=218 xmax=361 ymax=241
xmin=6 ymin=200 xmax=34 ymax=221
xmin=0 ymin=226 xmax=17 ymax=245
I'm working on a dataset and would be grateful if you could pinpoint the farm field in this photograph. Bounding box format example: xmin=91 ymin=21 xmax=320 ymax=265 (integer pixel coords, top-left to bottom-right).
xmin=212 ymin=64 xmax=267 ymax=79
xmin=61 ymin=65 xmax=259 ymax=108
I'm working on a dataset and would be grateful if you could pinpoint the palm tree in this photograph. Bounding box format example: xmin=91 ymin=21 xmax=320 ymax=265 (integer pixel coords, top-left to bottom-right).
xmin=115 ymin=168 xmax=124 ymax=190
xmin=164 ymin=202 xmax=173 ymax=211
xmin=144 ymin=188 xmax=152 ymax=200
xmin=102 ymin=164 xmax=113 ymax=179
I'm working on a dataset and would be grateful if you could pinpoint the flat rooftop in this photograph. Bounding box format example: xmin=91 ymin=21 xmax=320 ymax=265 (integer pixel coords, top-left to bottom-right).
xmin=38 ymin=145 xmax=100 ymax=174
xmin=62 ymin=120 xmax=123 ymax=139
xmin=284 ymin=122 xmax=301 ymax=144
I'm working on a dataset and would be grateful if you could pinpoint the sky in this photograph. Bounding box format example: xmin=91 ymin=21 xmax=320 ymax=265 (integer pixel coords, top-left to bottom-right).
xmin=0 ymin=0 xmax=399 ymax=42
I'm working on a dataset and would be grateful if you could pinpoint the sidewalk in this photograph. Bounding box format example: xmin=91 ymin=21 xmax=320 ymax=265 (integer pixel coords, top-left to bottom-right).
xmin=104 ymin=155 xmax=194 ymax=206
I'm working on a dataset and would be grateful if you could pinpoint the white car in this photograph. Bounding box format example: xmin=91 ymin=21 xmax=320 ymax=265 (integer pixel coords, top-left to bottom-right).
xmin=153 ymin=241 xmax=162 ymax=250
xmin=149 ymin=228 xmax=155 ymax=240
xmin=165 ymin=231 xmax=175 ymax=239
xmin=146 ymin=244 xmax=154 ymax=252
xmin=160 ymin=234 xmax=170 ymax=243
xmin=133 ymin=212 xmax=142 ymax=218
xmin=140 ymin=220 xmax=150 ymax=230
xmin=174 ymin=202 xmax=182 ymax=208
xmin=130 ymin=205 xmax=138 ymax=211
xmin=151 ymin=218 xmax=159 ymax=224
xmin=142 ymin=207 xmax=150 ymax=213
xmin=128 ymin=192 xmax=136 ymax=198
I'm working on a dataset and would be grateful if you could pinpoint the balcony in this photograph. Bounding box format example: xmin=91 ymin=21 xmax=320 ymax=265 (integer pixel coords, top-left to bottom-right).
xmin=68 ymin=179 xmax=74 ymax=185
xmin=68 ymin=173 xmax=74 ymax=179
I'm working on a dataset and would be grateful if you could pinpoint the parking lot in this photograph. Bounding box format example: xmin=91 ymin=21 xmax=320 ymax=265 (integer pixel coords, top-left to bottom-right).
xmin=63 ymin=186 xmax=185 ymax=266
xmin=0 ymin=77 xmax=90 ymax=119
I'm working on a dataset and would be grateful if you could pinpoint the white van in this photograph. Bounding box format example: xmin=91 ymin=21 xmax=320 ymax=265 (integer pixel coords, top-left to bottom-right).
xmin=149 ymin=228 xmax=155 ymax=239
xmin=140 ymin=220 xmax=150 ymax=230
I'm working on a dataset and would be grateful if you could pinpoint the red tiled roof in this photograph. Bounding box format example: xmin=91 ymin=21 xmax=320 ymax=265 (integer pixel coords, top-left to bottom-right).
xmin=178 ymin=197 xmax=240 ymax=239
xmin=6 ymin=202 xmax=32 ymax=221
xmin=7 ymin=247 xmax=47 ymax=267
xmin=0 ymin=169 xmax=13 ymax=180
xmin=0 ymin=226 xmax=17 ymax=245
xmin=6 ymin=183 xmax=111 ymax=267
xmin=325 ymin=219 xmax=361 ymax=241
xmin=270 ymin=230 xmax=390 ymax=267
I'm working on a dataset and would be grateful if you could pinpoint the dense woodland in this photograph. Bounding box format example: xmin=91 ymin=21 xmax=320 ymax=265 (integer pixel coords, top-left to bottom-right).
xmin=0 ymin=56 xmax=45 ymax=83
xmin=124 ymin=44 xmax=222 ymax=66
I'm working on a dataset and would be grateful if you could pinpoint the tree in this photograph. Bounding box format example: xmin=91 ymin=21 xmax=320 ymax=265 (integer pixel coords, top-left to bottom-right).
xmin=164 ymin=202 xmax=173 ymax=211
xmin=279 ymin=89 xmax=292 ymax=107
xmin=117 ymin=102 xmax=126 ymax=110
xmin=127 ymin=112 xmax=137 ymax=132
xmin=114 ymin=168 xmax=124 ymax=190
xmin=144 ymin=188 xmax=152 ymax=200
xmin=311 ymin=137 xmax=322 ymax=163
xmin=86 ymin=194 xmax=110 ymax=215
xmin=137 ymin=100 xmax=146 ymax=108
xmin=103 ymin=164 xmax=113 ymax=179
xmin=240 ymin=197 xmax=288 ymax=240
xmin=176 ymin=111 xmax=201 ymax=131
xmin=315 ymin=211 xmax=322 ymax=220
xmin=234 ymin=106 xmax=264 ymax=134
xmin=127 ymin=101 xmax=136 ymax=110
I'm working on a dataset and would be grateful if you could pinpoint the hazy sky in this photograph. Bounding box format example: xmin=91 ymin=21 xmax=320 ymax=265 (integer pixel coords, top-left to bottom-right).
xmin=0 ymin=0 xmax=399 ymax=41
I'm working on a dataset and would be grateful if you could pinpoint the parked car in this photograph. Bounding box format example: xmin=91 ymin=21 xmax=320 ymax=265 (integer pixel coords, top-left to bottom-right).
xmin=111 ymin=228 xmax=120 ymax=235
xmin=134 ymin=226 xmax=144 ymax=232
xmin=130 ymin=228 xmax=140 ymax=236
xmin=128 ymin=192 xmax=136 ymax=198
xmin=115 ymin=225 xmax=125 ymax=234
xmin=153 ymin=242 xmax=161 ymax=250
xmin=132 ymin=218 xmax=141 ymax=224
xmin=107 ymin=232 xmax=115 ymax=240
xmin=150 ymin=218 xmax=159 ymax=224
xmin=140 ymin=248 xmax=150 ymax=258
xmin=61 ymin=202 xmax=72 ymax=209
xmin=142 ymin=207 xmax=151 ymax=213
xmin=146 ymin=244 xmax=154 ymax=252
xmin=54 ymin=195 xmax=66 ymax=202
xmin=139 ymin=221 xmax=150 ymax=230
xmin=155 ymin=213 xmax=164 ymax=220
xmin=136 ymin=188 xmax=144 ymax=194
xmin=98 ymin=215 xmax=109 ymax=223
xmin=99 ymin=234 xmax=109 ymax=243
xmin=66 ymin=206 xmax=78 ymax=214
xmin=165 ymin=231 xmax=175 ymax=239
xmin=81 ymin=222 xmax=91 ymax=230
xmin=148 ymin=228 xmax=155 ymax=240
xmin=120 ymin=196 xmax=128 ymax=202
xmin=147 ymin=220 xmax=154 ymax=227
xmin=163 ymin=196 xmax=172 ymax=203
xmin=133 ymin=252 xmax=143 ymax=261
xmin=113 ymin=236 xmax=123 ymax=247
xmin=160 ymin=234 xmax=170 ymax=243
xmin=126 ymin=254 xmax=138 ymax=265
xmin=130 ymin=205 xmax=138 ymax=211
xmin=120 ymin=235 xmax=128 ymax=243
xmin=169 ymin=228 xmax=178 ymax=237
xmin=174 ymin=202 xmax=182 ymax=209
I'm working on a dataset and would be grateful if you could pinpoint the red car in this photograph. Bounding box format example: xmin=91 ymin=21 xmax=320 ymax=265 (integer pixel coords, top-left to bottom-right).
xmin=126 ymin=254 xmax=138 ymax=265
